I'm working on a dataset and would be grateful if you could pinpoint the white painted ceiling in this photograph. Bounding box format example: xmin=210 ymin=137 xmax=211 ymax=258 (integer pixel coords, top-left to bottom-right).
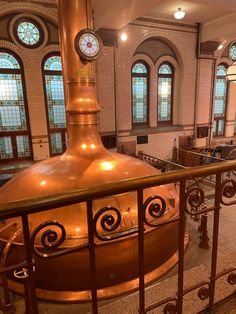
xmin=4 ymin=0 xmax=236 ymax=43
xmin=93 ymin=0 xmax=236 ymax=42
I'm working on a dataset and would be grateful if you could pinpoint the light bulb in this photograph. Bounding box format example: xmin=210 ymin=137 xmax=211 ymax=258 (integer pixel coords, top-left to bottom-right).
xmin=174 ymin=8 xmax=185 ymax=20
xmin=121 ymin=32 xmax=127 ymax=41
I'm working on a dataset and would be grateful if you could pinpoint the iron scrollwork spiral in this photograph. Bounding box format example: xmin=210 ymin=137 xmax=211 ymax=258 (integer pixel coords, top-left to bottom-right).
xmin=185 ymin=187 xmax=211 ymax=216
xmin=30 ymin=220 xmax=66 ymax=258
xmin=93 ymin=206 xmax=122 ymax=241
xmin=220 ymin=179 xmax=236 ymax=205
xmin=143 ymin=195 xmax=166 ymax=227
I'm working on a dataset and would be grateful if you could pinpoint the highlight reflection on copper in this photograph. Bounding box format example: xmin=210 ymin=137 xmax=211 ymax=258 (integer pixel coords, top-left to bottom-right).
xmin=100 ymin=161 xmax=114 ymax=171
xmin=40 ymin=180 xmax=47 ymax=187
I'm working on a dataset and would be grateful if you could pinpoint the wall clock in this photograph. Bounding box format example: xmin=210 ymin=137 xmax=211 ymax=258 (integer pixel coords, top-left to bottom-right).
xmin=75 ymin=28 xmax=100 ymax=62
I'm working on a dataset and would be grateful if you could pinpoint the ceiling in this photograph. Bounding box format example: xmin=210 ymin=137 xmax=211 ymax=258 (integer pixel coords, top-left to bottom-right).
xmin=2 ymin=0 xmax=236 ymax=43
xmin=93 ymin=0 xmax=236 ymax=43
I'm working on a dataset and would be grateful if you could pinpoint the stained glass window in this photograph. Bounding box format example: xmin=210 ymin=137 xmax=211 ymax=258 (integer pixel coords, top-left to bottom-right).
xmin=43 ymin=55 xmax=67 ymax=156
xmin=157 ymin=63 xmax=173 ymax=123
xmin=213 ymin=64 xmax=227 ymax=137
xmin=0 ymin=51 xmax=31 ymax=160
xmin=17 ymin=21 xmax=40 ymax=46
xmin=44 ymin=56 xmax=62 ymax=71
xmin=132 ymin=62 xmax=148 ymax=125
xmin=0 ymin=53 xmax=20 ymax=69
xmin=229 ymin=43 xmax=236 ymax=61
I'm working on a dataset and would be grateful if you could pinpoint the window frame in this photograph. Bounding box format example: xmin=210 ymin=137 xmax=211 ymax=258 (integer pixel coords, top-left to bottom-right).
xmin=131 ymin=60 xmax=149 ymax=128
xmin=13 ymin=17 xmax=44 ymax=49
xmin=157 ymin=62 xmax=174 ymax=124
xmin=229 ymin=42 xmax=236 ymax=62
xmin=213 ymin=63 xmax=228 ymax=137
xmin=0 ymin=48 xmax=32 ymax=161
xmin=42 ymin=52 xmax=67 ymax=156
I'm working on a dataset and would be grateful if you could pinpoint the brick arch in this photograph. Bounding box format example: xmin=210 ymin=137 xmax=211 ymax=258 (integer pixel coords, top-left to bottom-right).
xmin=0 ymin=39 xmax=25 ymax=60
xmin=0 ymin=2 xmax=58 ymax=25
xmin=132 ymin=53 xmax=154 ymax=69
xmin=128 ymin=31 xmax=184 ymax=71
xmin=216 ymin=57 xmax=232 ymax=68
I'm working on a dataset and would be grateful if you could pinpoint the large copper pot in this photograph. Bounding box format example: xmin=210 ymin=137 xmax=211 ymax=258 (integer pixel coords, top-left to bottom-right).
xmin=0 ymin=0 xmax=186 ymax=302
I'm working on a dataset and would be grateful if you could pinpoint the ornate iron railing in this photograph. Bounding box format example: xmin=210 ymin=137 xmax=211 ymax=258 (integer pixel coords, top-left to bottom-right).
xmin=0 ymin=160 xmax=236 ymax=313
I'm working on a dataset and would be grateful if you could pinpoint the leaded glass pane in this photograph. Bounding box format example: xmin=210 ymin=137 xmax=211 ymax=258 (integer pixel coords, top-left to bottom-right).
xmin=44 ymin=56 xmax=62 ymax=71
xmin=0 ymin=73 xmax=27 ymax=131
xmin=50 ymin=133 xmax=63 ymax=154
xmin=0 ymin=53 xmax=20 ymax=69
xmin=213 ymin=120 xmax=216 ymax=136
xmin=132 ymin=63 xmax=147 ymax=74
xmin=214 ymin=79 xmax=227 ymax=117
xmin=17 ymin=21 xmax=40 ymax=46
xmin=132 ymin=77 xmax=147 ymax=123
xmin=158 ymin=77 xmax=172 ymax=121
xmin=218 ymin=120 xmax=224 ymax=136
xmin=216 ymin=65 xmax=226 ymax=76
xmin=45 ymin=75 xmax=66 ymax=128
xmin=0 ymin=137 xmax=13 ymax=159
xmin=16 ymin=135 xmax=30 ymax=157
xmin=159 ymin=64 xmax=172 ymax=75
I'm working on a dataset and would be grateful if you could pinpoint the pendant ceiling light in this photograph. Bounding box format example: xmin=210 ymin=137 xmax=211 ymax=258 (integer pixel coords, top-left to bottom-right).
xmin=174 ymin=8 xmax=185 ymax=20
xmin=226 ymin=63 xmax=236 ymax=82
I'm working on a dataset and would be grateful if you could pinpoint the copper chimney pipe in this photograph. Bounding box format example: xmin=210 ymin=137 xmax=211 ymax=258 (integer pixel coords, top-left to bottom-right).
xmin=58 ymin=0 xmax=101 ymax=150
xmin=0 ymin=0 xmax=185 ymax=302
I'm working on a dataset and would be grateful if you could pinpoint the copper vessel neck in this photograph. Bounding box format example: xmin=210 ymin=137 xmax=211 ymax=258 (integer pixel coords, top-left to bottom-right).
xmin=57 ymin=0 xmax=100 ymax=143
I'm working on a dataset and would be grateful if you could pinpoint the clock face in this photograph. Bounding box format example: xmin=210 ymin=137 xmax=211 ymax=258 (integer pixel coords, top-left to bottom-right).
xmin=75 ymin=29 xmax=100 ymax=61
xmin=229 ymin=43 xmax=236 ymax=61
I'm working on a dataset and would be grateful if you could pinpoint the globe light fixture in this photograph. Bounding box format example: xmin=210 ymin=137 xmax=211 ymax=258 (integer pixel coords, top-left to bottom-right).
xmin=174 ymin=8 xmax=185 ymax=20
xmin=121 ymin=32 xmax=127 ymax=41
xmin=226 ymin=63 xmax=236 ymax=82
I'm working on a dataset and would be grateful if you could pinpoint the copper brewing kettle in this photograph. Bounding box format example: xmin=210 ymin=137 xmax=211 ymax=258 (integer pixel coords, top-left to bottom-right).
xmin=0 ymin=0 xmax=182 ymax=301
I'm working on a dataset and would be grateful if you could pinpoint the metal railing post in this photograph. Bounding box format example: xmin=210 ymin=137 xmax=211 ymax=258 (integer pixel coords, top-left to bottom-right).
xmin=177 ymin=179 xmax=186 ymax=314
xmin=21 ymin=214 xmax=38 ymax=314
xmin=87 ymin=200 xmax=98 ymax=314
xmin=208 ymin=173 xmax=221 ymax=310
xmin=138 ymin=188 xmax=145 ymax=314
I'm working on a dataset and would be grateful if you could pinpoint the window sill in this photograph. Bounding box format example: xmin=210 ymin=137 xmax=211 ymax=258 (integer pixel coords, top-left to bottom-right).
xmin=130 ymin=125 xmax=182 ymax=136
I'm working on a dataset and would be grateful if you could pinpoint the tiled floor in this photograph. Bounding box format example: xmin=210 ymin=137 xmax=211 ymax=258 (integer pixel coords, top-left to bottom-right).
xmin=0 ymin=173 xmax=235 ymax=313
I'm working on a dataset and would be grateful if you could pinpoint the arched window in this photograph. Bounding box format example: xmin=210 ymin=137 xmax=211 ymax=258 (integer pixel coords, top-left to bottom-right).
xmin=213 ymin=64 xmax=228 ymax=137
xmin=157 ymin=63 xmax=174 ymax=123
xmin=43 ymin=54 xmax=67 ymax=156
xmin=131 ymin=62 xmax=149 ymax=126
xmin=0 ymin=51 xmax=32 ymax=161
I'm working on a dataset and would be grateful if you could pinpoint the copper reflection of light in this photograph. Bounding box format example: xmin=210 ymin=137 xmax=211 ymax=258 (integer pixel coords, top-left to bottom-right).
xmin=100 ymin=161 xmax=114 ymax=171
xmin=40 ymin=180 xmax=47 ymax=187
